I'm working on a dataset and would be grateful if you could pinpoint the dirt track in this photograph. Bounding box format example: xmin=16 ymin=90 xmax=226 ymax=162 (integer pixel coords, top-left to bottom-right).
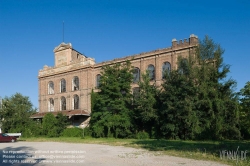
xmin=0 ymin=142 xmax=228 ymax=166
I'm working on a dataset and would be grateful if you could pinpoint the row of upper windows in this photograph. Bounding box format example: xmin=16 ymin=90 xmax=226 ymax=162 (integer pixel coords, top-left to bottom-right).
xmin=48 ymin=62 xmax=171 ymax=93
xmin=48 ymin=76 xmax=79 ymax=95
xmin=48 ymin=95 xmax=79 ymax=112
xmin=95 ymin=62 xmax=171 ymax=87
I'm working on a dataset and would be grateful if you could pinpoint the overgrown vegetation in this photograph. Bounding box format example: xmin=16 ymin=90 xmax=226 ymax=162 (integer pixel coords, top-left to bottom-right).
xmin=89 ymin=61 xmax=134 ymax=138
xmin=157 ymin=36 xmax=240 ymax=140
xmin=0 ymin=36 xmax=250 ymax=141
xmin=239 ymin=81 xmax=250 ymax=139
xmin=0 ymin=36 xmax=249 ymax=165
xmin=0 ymin=93 xmax=37 ymax=134
xmin=42 ymin=112 xmax=68 ymax=137
xmin=133 ymin=71 xmax=159 ymax=138
xmin=0 ymin=94 xmax=69 ymax=137
xmin=90 ymin=36 xmax=248 ymax=140
xmin=62 ymin=127 xmax=83 ymax=137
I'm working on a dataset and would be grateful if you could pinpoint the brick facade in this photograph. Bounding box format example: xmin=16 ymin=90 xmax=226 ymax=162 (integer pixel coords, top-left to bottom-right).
xmin=32 ymin=34 xmax=198 ymax=127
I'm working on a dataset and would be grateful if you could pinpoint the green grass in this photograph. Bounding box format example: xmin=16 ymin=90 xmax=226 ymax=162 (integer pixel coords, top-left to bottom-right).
xmin=19 ymin=137 xmax=250 ymax=166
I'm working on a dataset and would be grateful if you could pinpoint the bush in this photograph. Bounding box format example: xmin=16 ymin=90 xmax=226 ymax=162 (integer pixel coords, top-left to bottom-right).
xmin=42 ymin=113 xmax=57 ymax=136
xmin=22 ymin=128 xmax=33 ymax=138
xmin=48 ymin=127 xmax=59 ymax=137
xmin=83 ymin=127 xmax=92 ymax=137
xmin=62 ymin=127 xmax=83 ymax=137
xmin=136 ymin=131 xmax=149 ymax=139
xmin=92 ymin=125 xmax=104 ymax=138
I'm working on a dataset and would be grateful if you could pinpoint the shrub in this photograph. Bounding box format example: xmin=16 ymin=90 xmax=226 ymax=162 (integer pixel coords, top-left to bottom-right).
xmin=48 ymin=127 xmax=59 ymax=137
xmin=83 ymin=127 xmax=92 ymax=137
xmin=22 ymin=128 xmax=33 ymax=138
xmin=136 ymin=131 xmax=150 ymax=139
xmin=42 ymin=113 xmax=57 ymax=136
xmin=92 ymin=125 xmax=104 ymax=138
xmin=62 ymin=127 xmax=83 ymax=137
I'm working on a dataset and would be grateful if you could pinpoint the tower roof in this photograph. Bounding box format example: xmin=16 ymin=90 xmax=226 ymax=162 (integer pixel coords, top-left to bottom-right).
xmin=53 ymin=42 xmax=72 ymax=52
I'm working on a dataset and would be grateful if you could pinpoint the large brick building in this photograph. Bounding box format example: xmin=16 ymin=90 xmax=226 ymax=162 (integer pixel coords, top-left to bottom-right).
xmin=31 ymin=34 xmax=198 ymax=127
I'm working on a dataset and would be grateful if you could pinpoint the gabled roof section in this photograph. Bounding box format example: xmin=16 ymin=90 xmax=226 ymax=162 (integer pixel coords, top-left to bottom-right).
xmin=53 ymin=42 xmax=72 ymax=52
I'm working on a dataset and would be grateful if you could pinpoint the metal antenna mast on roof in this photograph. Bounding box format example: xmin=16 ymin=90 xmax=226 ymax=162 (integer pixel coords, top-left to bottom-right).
xmin=63 ymin=21 xmax=64 ymax=42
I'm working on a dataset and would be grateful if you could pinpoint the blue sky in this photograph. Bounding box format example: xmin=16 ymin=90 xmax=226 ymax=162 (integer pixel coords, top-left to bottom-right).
xmin=0 ymin=0 xmax=249 ymax=108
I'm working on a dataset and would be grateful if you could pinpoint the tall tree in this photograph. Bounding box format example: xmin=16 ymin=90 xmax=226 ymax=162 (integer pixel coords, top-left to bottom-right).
xmin=0 ymin=93 xmax=36 ymax=133
xmin=194 ymin=36 xmax=240 ymax=140
xmin=159 ymin=56 xmax=200 ymax=140
xmin=90 ymin=61 xmax=133 ymax=138
xmin=158 ymin=36 xmax=240 ymax=140
xmin=132 ymin=71 xmax=158 ymax=137
xmin=239 ymin=81 xmax=250 ymax=139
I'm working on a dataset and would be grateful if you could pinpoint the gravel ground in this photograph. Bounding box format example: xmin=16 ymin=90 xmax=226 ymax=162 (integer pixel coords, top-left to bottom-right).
xmin=0 ymin=142 xmax=228 ymax=166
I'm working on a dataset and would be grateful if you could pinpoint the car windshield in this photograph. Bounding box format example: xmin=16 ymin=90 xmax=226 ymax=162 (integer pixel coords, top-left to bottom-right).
xmin=2 ymin=133 xmax=8 ymax=137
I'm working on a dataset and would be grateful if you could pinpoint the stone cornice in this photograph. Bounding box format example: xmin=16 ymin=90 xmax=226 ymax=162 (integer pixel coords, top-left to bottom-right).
xmin=38 ymin=60 xmax=94 ymax=78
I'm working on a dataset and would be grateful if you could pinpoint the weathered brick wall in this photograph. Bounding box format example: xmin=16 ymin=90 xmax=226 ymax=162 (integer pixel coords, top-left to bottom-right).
xmin=38 ymin=35 xmax=198 ymax=113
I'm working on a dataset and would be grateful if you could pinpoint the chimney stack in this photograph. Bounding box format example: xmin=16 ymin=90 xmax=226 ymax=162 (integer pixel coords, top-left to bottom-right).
xmin=172 ymin=38 xmax=177 ymax=47
xmin=189 ymin=34 xmax=198 ymax=44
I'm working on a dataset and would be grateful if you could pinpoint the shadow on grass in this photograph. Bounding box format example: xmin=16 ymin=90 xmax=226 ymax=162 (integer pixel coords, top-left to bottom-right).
xmin=130 ymin=139 xmax=250 ymax=157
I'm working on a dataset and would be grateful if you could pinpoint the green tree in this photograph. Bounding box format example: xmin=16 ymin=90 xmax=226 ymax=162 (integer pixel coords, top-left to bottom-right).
xmin=158 ymin=36 xmax=240 ymax=140
xmin=42 ymin=113 xmax=58 ymax=137
xmin=56 ymin=112 xmax=69 ymax=135
xmin=132 ymin=71 xmax=158 ymax=138
xmin=194 ymin=36 xmax=240 ymax=140
xmin=42 ymin=112 xmax=68 ymax=137
xmin=159 ymin=57 xmax=200 ymax=140
xmin=239 ymin=81 xmax=250 ymax=139
xmin=21 ymin=119 xmax=43 ymax=137
xmin=90 ymin=61 xmax=134 ymax=138
xmin=0 ymin=93 xmax=36 ymax=133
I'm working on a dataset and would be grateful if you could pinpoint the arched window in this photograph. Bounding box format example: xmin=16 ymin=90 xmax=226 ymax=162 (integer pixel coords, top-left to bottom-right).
xmin=61 ymin=96 xmax=66 ymax=111
xmin=96 ymin=74 xmax=101 ymax=88
xmin=147 ymin=65 xmax=155 ymax=80
xmin=72 ymin=76 xmax=79 ymax=91
xmin=48 ymin=81 xmax=54 ymax=94
xmin=133 ymin=68 xmax=140 ymax=83
xmin=48 ymin=98 xmax=54 ymax=112
xmin=60 ymin=79 xmax=66 ymax=93
xmin=162 ymin=62 xmax=171 ymax=79
xmin=73 ymin=95 xmax=79 ymax=110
